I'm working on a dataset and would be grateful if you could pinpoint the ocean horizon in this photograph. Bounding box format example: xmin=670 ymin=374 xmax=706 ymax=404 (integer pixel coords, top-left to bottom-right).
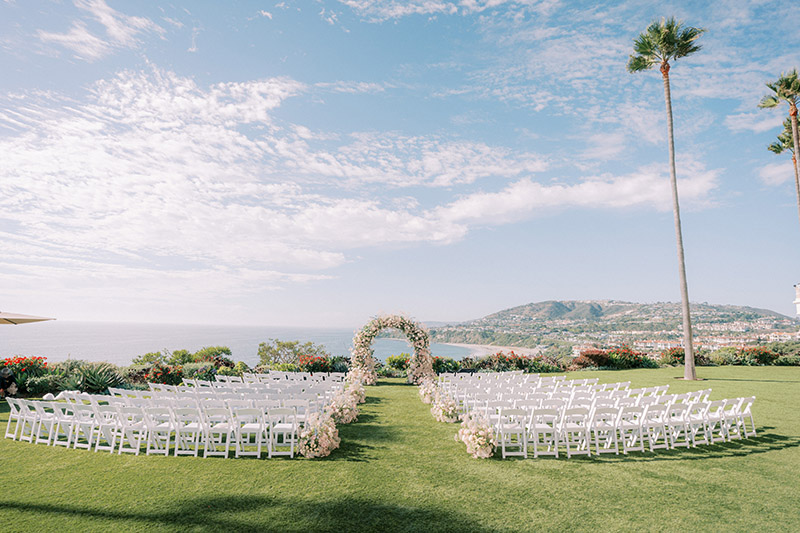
xmin=0 ymin=320 xmax=471 ymax=367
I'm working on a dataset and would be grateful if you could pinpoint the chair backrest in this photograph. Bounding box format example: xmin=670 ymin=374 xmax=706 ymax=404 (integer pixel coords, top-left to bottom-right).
xmin=643 ymin=403 xmax=667 ymax=422
xmin=143 ymin=407 xmax=172 ymax=429
xmin=738 ymin=396 xmax=755 ymax=415
xmin=619 ymin=405 xmax=644 ymax=423
xmin=592 ymin=407 xmax=618 ymax=425
xmin=6 ymin=397 xmax=20 ymax=416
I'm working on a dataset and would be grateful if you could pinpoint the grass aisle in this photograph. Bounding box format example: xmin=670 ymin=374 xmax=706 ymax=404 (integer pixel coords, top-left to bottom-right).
xmin=2 ymin=368 xmax=800 ymax=532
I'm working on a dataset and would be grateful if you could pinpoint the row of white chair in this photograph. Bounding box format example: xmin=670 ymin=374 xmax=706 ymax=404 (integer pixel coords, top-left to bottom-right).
xmin=5 ymin=398 xmax=301 ymax=459
xmin=487 ymin=396 xmax=756 ymax=459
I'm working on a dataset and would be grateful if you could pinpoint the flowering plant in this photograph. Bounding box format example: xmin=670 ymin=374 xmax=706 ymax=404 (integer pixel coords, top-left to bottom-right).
xmin=346 ymin=366 xmax=376 ymax=387
xmin=430 ymin=393 xmax=459 ymax=423
xmin=299 ymin=354 xmax=334 ymax=373
xmin=327 ymin=390 xmax=359 ymax=424
xmin=345 ymin=378 xmax=366 ymax=404
xmin=298 ymin=412 xmax=340 ymax=458
xmin=418 ymin=379 xmax=437 ymax=404
xmin=144 ymin=363 xmax=184 ymax=385
xmin=456 ymin=413 xmax=496 ymax=459
xmin=2 ymin=356 xmax=49 ymax=392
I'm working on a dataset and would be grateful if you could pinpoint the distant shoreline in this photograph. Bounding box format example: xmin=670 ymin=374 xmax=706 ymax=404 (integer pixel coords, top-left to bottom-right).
xmin=441 ymin=343 xmax=540 ymax=358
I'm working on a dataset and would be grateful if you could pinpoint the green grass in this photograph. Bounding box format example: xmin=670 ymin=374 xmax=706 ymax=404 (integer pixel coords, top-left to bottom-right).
xmin=2 ymin=366 xmax=799 ymax=532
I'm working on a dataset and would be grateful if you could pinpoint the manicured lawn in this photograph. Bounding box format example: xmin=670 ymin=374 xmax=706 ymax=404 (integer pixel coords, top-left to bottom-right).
xmin=2 ymin=366 xmax=799 ymax=532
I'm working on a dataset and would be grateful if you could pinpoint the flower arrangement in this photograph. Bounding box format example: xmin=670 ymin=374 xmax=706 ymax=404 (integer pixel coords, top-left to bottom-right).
xmin=347 ymin=367 xmax=375 ymax=387
xmin=298 ymin=412 xmax=340 ymax=458
xmin=345 ymin=376 xmax=366 ymax=404
xmin=418 ymin=379 xmax=437 ymax=404
xmin=327 ymin=390 xmax=359 ymax=424
xmin=430 ymin=393 xmax=459 ymax=423
xmin=456 ymin=413 xmax=496 ymax=459
xmin=351 ymin=315 xmax=435 ymax=385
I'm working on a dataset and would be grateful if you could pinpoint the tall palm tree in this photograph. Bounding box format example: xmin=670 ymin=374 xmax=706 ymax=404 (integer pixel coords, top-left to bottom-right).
xmin=760 ymin=70 xmax=800 ymax=230
xmin=627 ymin=17 xmax=704 ymax=380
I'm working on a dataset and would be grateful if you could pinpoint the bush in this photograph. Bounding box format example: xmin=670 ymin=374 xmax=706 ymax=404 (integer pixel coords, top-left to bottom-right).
xmin=330 ymin=356 xmax=350 ymax=373
xmin=1 ymin=356 xmax=49 ymax=392
xmin=193 ymin=346 xmax=234 ymax=368
xmin=525 ymin=355 xmax=565 ymax=373
xmin=737 ymin=347 xmax=778 ymax=366
xmin=258 ymin=339 xmax=329 ymax=367
xmin=78 ymin=362 xmax=126 ymax=393
xmin=377 ymin=366 xmax=405 ymax=378
xmin=570 ymin=349 xmax=610 ymax=370
xmin=775 ymin=355 xmax=800 ymax=366
xmin=432 ymin=356 xmax=459 ymax=374
xmin=131 ymin=351 xmax=167 ymax=366
xmin=709 ymin=347 xmax=741 ymax=366
xmin=144 ymin=363 xmax=183 ymax=385
xmin=607 ymin=345 xmax=659 ymax=369
xmin=385 ymin=354 xmax=410 ymax=371
xmin=298 ymin=355 xmax=333 ymax=373
xmin=660 ymin=347 xmax=684 ymax=366
xmin=182 ymin=362 xmax=217 ymax=381
xmin=25 ymin=374 xmax=62 ymax=395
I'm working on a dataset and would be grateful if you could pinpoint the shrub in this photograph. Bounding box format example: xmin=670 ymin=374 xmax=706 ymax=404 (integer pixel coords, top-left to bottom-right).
xmin=167 ymin=349 xmax=194 ymax=366
xmin=131 ymin=351 xmax=167 ymax=366
xmin=123 ymin=364 xmax=150 ymax=385
xmin=432 ymin=356 xmax=459 ymax=374
xmin=25 ymin=374 xmax=62 ymax=395
xmin=182 ymin=362 xmax=217 ymax=381
xmin=660 ymin=347 xmax=685 ymax=366
xmin=144 ymin=363 xmax=183 ymax=385
xmin=737 ymin=347 xmax=778 ymax=366
xmin=298 ymin=355 xmax=333 ymax=373
xmin=1 ymin=356 xmax=49 ymax=392
xmin=79 ymin=362 xmax=126 ymax=393
xmin=330 ymin=356 xmax=350 ymax=373
xmin=607 ymin=345 xmax=659 ymax=370
xmin=377 ymin=366 xmax=405 ymax=378
xmin=232 ymin=361 xmax=251 ymax=375
xmin=258 ymin=339 xmax=329 ymax=367
xmin=385 ymin=354 xmax=410 ymax=371
xmin=525 ymin=355 xmax=565 ymax=373
xmin=570 ymin=349 xmax=610 ymax=370
xmin=193 ymin=346 xmax=234 ymax=368
xmin=709 ymin=347 xmax=741 ymax=366
xmin=775 ymin=355 xmax=800 ymax=366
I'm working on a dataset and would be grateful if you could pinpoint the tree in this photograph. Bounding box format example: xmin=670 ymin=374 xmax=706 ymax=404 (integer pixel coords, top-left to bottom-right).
xmin=257 ymin=339 xmax=330 ymax=367
xmin=760 ymin=71 xmax=800 ymax=230
xmin=627 ymin=17 xmax=704 ymax=380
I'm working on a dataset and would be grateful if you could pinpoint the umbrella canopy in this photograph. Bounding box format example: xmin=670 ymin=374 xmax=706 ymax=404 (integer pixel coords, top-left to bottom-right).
xmin=0 ymin=311 xmax=55 ymax=325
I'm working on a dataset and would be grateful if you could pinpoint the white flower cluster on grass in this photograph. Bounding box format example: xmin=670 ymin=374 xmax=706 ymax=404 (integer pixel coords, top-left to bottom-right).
xmin=418 ymin=379 xmax=437 ymax=404
xmin=297 ymin=412 xmax=340 ymax=458
xmin=430 ymin=392 xmax=459 ymax=423
xmin=456 ymin=413 xmax=497 ymax=459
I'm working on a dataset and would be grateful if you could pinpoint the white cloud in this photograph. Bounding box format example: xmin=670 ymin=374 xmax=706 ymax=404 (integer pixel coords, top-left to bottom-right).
xmin=759 ymin=160 xmax=796 ymax=186
xmin=725 ymin=111 xmax=784 ymax=134
xmin=36 ymin=0 xmax=163 ymax=61
xmin=438 ymin=163 xmax=719 ymax=225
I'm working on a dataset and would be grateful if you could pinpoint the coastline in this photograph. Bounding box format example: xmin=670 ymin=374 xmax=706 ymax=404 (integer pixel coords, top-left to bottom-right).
xmin=441 ymin=342 xmax=541 ymax=358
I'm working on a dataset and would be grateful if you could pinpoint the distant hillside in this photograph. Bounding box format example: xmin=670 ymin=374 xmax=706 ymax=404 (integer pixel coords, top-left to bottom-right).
xmin=479 ymin=300 xmax=789 ymax=324
xmin=425 ymin=300 xmax=795 ymax=351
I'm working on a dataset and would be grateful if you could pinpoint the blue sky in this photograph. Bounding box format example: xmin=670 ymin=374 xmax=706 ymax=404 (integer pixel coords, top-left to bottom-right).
xmin=1 ymin=0 xmax=799 ymax=327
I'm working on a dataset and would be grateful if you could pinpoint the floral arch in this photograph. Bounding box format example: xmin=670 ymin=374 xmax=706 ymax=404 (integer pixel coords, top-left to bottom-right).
xmin=351 ymin=315 xmax=435 ymax=384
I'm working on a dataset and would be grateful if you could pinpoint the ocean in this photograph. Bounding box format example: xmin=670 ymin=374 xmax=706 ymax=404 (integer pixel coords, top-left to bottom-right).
xmin=0 ymin=321 xmax=471 ymax=367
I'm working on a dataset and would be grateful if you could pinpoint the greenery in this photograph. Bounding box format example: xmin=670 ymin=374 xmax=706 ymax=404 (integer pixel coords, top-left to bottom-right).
xmin=131 ymin=347 xmax=234 ymax=368
xmin=258 ymin=339 xmax=331 ymax=367
xmin=1 ymin=367 xmax=798 ymax=531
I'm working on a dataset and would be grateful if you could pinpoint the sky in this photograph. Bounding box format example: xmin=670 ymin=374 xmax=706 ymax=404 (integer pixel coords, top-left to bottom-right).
xmin=1 ymin=0 xmax=800 ymax=328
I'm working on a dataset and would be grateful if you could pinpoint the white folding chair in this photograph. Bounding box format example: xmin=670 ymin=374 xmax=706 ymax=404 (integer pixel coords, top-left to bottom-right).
xmin=16 ymin=399 xmax=39 ymax=443
xmin=144 ymin=407 xmax=173 ymax=456
xmin=51 ymin=403 xmax=75 ymax=448
xmin=5 ymin=398 xmax=22 ymax=440
xmin=591 ymin=407 xmax=619 ymax=455
xmin=173 ymin=407 xmax=203 ymax=457
xmin=203 ymin=407 xmax=233 ymax=458
xmin=721 ymin=399 xmax=744 ymax=441
xmin=497 ymin=408 xmax=527 ymax=459
xmin=686 ymin=401 xmax=710 ymax=446
xmin=617 ymin=406 xmax=645 ymax=454
xmin=666 ymin=403 xmax=692 ymax=449
xmin=705 ymin=400 xmax=727 ymax=444
xmin=266 ymin=407 xmax=298 ymax=458
xmin=116 ymin=406 xmax=147 ymax=455
xmin=70 ymin=403 xmax=98 ymax=450
xmin=32 ymin=401 xmax=57 ymax=445
xmin=232 ymin=407 xmax=267 ymax=458
xmin=561 ymin=407 xmax=591 ymax=458
xmin=642 ymin=404 xmax=669 ymax=452
xmin=736 ymin=396 xmax=757 ymax=438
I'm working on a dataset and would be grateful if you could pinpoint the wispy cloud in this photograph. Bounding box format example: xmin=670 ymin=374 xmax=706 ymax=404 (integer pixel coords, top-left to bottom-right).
xmin=37 ymin=0 xmax=163 ymax=61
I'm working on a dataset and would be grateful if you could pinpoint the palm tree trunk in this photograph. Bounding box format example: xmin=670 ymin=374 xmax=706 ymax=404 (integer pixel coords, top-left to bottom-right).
xmin=661 ymin=64 xmax=697 ymax=380
xmin=790 ymin=104 xmax=800 ymax=231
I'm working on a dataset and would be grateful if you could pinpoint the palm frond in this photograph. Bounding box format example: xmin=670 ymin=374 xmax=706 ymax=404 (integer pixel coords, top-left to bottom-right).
xmin=627 ymin=16 xmax=704 ymax=75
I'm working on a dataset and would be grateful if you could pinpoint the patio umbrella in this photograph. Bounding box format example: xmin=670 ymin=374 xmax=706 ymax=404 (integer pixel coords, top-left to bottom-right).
xmin=0 ymin=311 xmax=55 ymax=325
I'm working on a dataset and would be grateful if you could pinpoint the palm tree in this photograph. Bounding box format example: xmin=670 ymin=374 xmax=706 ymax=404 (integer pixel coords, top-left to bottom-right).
xmin=627 ymin=17 xmax=704 ymax=380
xmin=760 ymin=70 xmax=800 ymax=230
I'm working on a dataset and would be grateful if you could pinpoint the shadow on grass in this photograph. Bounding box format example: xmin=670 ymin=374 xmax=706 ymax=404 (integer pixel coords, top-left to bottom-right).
xmin=703 ymin=377 xmax=800 ymax=383
xmin=580 ymin=432 xmax=800 ymax=464
xmin=2 ymin=494 xmax=491 ymax=533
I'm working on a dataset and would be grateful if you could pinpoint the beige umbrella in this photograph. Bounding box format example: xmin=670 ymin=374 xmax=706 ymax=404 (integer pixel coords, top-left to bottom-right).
xmin=0 ymin=311 xmax=55 ymax=325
